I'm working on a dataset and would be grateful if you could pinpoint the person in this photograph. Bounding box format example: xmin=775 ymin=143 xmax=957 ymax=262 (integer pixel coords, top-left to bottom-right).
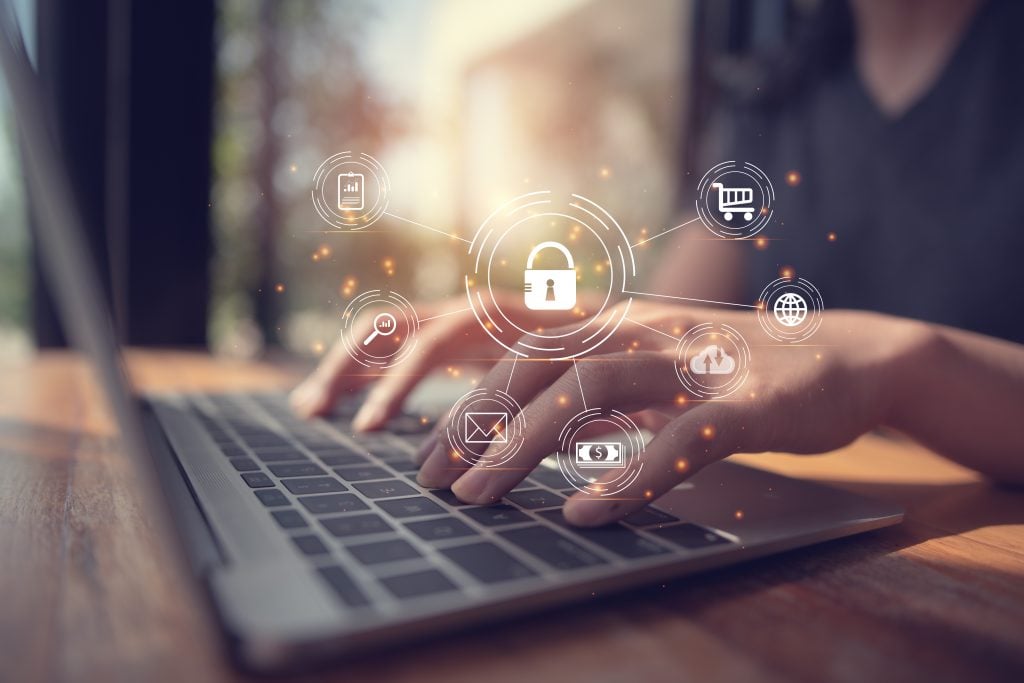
xmin=291 ymin=0 xmax=1024 ymax=526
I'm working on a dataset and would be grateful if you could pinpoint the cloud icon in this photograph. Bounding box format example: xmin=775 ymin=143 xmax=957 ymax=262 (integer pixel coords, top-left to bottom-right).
xmin=689 ymin=345 xmax=736 ymax=375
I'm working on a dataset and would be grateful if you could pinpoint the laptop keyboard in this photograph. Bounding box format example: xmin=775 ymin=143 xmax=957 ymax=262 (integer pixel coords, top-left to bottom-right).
xmin=183 ymin=393 xmax=734 ymax=609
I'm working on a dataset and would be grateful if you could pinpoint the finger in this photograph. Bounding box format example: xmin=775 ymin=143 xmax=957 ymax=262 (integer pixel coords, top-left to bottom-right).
xmin=352 ymin=313 xmax=482 ymax=431
xmin=416 ymin=351 xmax=568 ymax=488
xmin=563 ymin=397 xmax=771 ymax=526
xmin=290 ymin=338 xmax=376 ymax=418
xmin=450 ymin=352 xmax=685 ymax=504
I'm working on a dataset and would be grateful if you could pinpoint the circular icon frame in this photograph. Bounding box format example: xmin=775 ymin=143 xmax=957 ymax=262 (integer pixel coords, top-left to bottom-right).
xmin=674 ymin=322 xmax=751 ymax=400
xmin=696 ymin=161 xmax=775 ymax=239
xmin=756 ymin=277 xmax=824 ymax=343
xmin=444 ymin=387 xmax=526 ymax=468
xmin=464 ymin=191 xmax=635 ymax=360
xmin=312 ymin=151 xmax=390 ymax=230
xmin=555 ymin=408 xmax=645 ymax=497
xmin=339 ymin=289 xmax=419 ymax=368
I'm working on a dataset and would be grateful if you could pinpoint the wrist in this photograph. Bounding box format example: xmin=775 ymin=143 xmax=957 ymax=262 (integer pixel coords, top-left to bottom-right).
xmin=877 ymin=317 xmax=945 ymax=432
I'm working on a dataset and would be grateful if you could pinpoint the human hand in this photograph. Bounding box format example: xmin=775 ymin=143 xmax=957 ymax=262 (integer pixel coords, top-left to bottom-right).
xmin=289 ymin=292 xmax=602 ymax=429
xmin=414 ymin=301 xmax=933 ymax=526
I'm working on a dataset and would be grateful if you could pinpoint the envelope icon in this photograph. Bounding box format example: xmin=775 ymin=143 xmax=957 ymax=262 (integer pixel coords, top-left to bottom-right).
xmin=464 ymin=412 xmax=508 ymax=444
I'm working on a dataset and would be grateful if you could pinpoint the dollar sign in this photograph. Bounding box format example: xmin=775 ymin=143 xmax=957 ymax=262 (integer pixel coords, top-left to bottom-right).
xmin=592 ymin=444 xmax=607 ymax=461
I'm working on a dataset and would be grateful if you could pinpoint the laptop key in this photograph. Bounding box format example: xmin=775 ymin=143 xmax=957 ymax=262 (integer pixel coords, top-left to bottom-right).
xmin=622 ymin=506 xmax=680 ymax=527
xmin=254 ymin=488 xmax=289 ymax=507
xmin=317 ymin=566 xmax=369 ymax=607
xmin=537 ymin=510 xmax=670 ymax=559
xmin=353 ymin=479 xmax=417 ymax=499
xmin=271 ymin=509 xmax=308 ymax=529
xmin=381 ymin=569 xmax=457 ymax=599
xmin=442 ymin=542 xmax=537 ymax=584
xmin=318 ymin=452 xmax=370 ymax=467
xmin=253 ymin=449 xmax=310 ymax=463
xmin=241 ymin=433 xmax=291 ymax=448
xmin=229 ymin=457 xmax=260 ymax=472
xmin=527 ymin=467 xmax=572 ymax=489
xmin=282 ymin=477 xmax=347 ymax=495
xmin=375 ymin=496 xmax=445 ymax=519
xmin=334 ymin=465 xmax=391 ymax=482
xmin=404 ymin=517 xmax=477 ymax=541
xmin=505 ymin=488 xmax=564 ymax=510
xmin=460 ymin=504 xmax=530 ymax=527
xmin=268 ymin=462 xmax=327 ymax=478
xmin=292 ymin=534 xmax=330 ymax=556
xmin=429 ymin=488 xmax=472 ymax=507
xmin=650 ymin=523 xmax=732 ymax=549
xmin=320 ymin=513 xmax=394 ymax=538
xmin=298 ymin=493 xmax=369 ymax=516
xmin=219 ymin=444 xmax=248 ymax=458
xmin=347 ymin=539 xmax=421 ymax=566
xmin=499 ymin=526 xmax=606 ymax=570
xmin=241 ymin=472 xmax=274 ymax=488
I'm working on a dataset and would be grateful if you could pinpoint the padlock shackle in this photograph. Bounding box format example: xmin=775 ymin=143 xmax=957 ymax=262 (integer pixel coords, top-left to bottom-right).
xmin=526 ymin=241 xmax=575 ymax=269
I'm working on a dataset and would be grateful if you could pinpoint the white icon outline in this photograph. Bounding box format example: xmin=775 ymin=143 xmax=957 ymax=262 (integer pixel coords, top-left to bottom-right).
xmin=523 ymin=241 xmax=577 ymax=311
xmin=312 ymin=151 xmax=390 ymax=230
xmin=464 ymin=191 xmax=636 ymax=360
xmin=757 ymin=277 xmax=824 ymax=343
xmin=574 ymin=442 xmax=625 ymax=469
xmin=339 ymin=290 xmax=419 ymax=369
xmin=445 ymin=388 xmax=526 ymax=468
xmin=696 ymin=161 xmax=775 ymax=239
xmin=338 ymin=171 xmax=365 ymax=211
xmin=464 ymin=412 xmax=508 ymax=444
xmin=675 ymin=323 xmax=751 ymax=400
xmin=556 ymin=408 xmax=645 ymax=497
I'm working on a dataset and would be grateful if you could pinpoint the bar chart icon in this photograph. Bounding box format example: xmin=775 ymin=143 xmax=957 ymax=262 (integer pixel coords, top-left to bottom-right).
xmin=338 ymin=172 xmax=364 ymax=211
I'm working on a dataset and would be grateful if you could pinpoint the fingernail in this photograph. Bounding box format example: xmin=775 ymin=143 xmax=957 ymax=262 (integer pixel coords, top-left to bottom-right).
xmin=416 ymin=446 xmax=463 ymax=488
xmin=563 ymin=498 xmax=622 ymax=527
xmin=352 ymin=403 xmax=382 ymax=432
xmin=451 ymin=469 xmax=490 ymax=503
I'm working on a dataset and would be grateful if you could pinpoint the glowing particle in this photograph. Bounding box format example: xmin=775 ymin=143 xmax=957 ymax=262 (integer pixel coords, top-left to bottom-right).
xmin=701 ymin=424 xmax=715 ymax=440
xmin=734 ymin=509 xmax=745 ymax=520
xmin=675 ymin=394 xmax=687 ymax=406
xmin=779 ymin=266 xmax=795 ymax=280
xmin=599 ymin=166 xmax=612 ymax=179
xmin=755 ymin=237 xmax=769 ymax=251
xmin=643 ymin=489 xmax=654 ymax=500
xmin=674 ymin=458 xmax=689 ymax=473
xmin=557 ymin=395 xmax=569 ymax=407
xmin=785 ymin=170 xmax=801 ymax=186
xmin=274 ymin=283 xmax=285 ymax=293
xmin=827 ymin=231 xmax=837 ymax=242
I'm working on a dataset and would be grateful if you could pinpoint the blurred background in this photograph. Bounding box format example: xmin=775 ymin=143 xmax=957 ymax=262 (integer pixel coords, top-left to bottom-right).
xmin=0 ymin=0 xmax=792 ymax=361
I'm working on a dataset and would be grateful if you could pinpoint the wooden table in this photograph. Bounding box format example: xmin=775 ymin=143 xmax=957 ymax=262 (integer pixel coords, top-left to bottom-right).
xmin=2 ymin=351 xmax=1022 ymax=683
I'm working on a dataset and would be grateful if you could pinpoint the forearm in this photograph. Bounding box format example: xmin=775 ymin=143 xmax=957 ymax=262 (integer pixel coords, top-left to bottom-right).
xmin=886 ymin=322 xmax=1024 ymax=483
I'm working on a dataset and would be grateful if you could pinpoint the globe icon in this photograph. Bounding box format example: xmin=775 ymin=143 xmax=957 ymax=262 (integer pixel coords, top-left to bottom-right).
xmin=773 ymin=292 xmax=807 ymax=327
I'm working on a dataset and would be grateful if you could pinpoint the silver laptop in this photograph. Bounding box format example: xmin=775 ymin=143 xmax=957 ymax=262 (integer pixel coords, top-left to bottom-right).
xmin=0 ymin=9 xmax=903 ymax=674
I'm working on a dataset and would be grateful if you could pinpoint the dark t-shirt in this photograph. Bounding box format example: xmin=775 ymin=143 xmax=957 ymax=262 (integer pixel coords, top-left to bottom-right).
xmin=731 ymin=0 xmax=1024 ymax=342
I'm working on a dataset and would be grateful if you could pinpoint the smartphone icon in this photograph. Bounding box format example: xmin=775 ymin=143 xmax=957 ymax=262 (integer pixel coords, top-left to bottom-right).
xmin=338 ymin=172 xmax=364 ymax=211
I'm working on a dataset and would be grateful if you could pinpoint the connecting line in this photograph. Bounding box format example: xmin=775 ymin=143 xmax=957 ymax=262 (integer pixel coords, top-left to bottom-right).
xmin=624 ymin=317 xmax=680 ymax=342
xmin=623 ymin=289 xmax=759 ymax=310
xmin=418 ymin=307 xmax=471 ymax=323
xmin=384 ymin=211 xmax=472 ymax=244
xmin=629 ymin=216 xmax=702 ymax=248
xmin=506 ymin=354 xmax=517 ymax=393
xmin=572 ymin=358 xmax=588 ymax=411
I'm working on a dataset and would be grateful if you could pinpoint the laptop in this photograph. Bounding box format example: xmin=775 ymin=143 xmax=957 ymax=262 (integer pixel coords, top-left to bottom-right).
xmin=0 ymin=9 xmax=903 ymax=674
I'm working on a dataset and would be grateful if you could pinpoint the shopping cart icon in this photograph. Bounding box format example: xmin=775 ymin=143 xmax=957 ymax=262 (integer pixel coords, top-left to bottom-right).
xmin=711 ymin=182 xmax=755 ymax=221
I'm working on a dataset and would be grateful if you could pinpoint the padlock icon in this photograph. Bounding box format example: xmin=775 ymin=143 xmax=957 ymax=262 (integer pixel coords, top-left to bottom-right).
xmin=523 ymin=241 xmax=577 ymax=311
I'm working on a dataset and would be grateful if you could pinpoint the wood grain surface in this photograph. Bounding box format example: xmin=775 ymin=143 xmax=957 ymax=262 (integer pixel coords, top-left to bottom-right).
xmin=1 ymin=350 xmax=1022 ymax=683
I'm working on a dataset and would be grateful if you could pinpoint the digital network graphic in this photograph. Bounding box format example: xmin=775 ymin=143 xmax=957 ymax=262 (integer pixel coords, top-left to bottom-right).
xmin=312 ymin=153 xmax=823 ymax=497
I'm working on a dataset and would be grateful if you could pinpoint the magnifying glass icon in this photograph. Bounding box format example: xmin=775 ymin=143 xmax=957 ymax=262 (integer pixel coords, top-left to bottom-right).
xmin=362 ymin=312 xmax=398 ymax=346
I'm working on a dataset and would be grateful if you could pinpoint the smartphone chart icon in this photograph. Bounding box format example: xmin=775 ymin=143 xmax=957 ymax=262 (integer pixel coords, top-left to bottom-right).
xmin=338 ymin=171 xmax=364 ymax=211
